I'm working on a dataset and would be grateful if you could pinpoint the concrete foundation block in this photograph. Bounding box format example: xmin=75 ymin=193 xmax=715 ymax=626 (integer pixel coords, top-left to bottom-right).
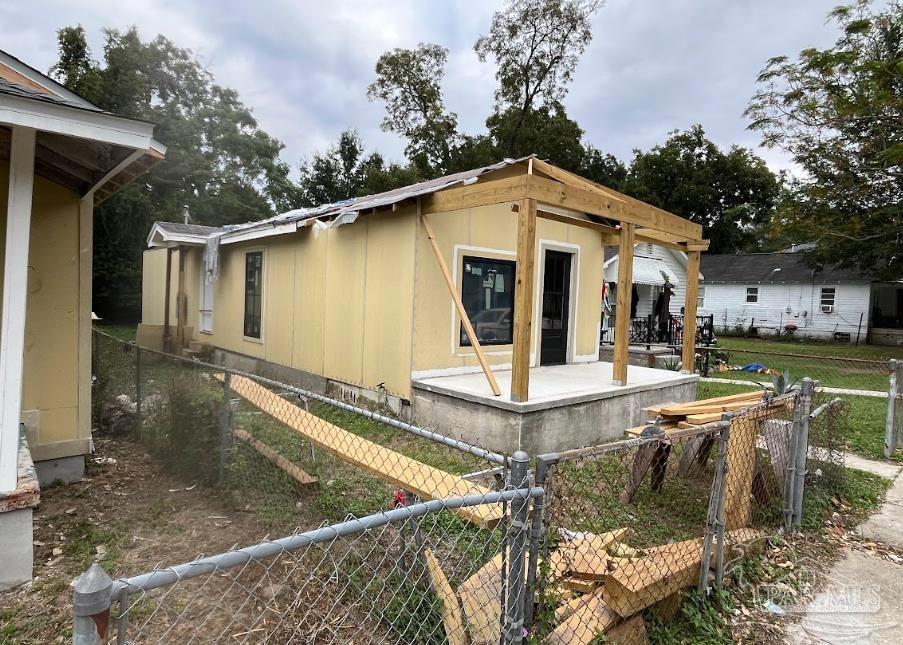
xmin=0 ymin=507 xmax=33 ymax=591
xmin=35 ymin=454 xmax=85 ymax=487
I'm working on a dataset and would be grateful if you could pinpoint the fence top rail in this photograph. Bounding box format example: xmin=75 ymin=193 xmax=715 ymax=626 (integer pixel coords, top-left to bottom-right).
xmin=699 ymin=344 xmax=891 ymax=366
xmin=536 ymin=419 xmax=727 ymax=466
xmin=92 ymin=327 xmax=508 ymax=466
xmin=110 ymin=485 xmax=543 ymax=597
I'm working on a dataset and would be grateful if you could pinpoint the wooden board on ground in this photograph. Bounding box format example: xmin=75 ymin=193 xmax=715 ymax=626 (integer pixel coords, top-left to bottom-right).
xmin=233 ymin=429 xmax=318 ymax=489
xmin=423 ymin=548 xmax=466 ymax=645
xmin=606 ymin=614 xmax=647 ymax=645
xmin=623 ymin=423 xmax=679 ymax=438
xmin=547 ymin=589 xmax=618 ymax=645
xmin=604 ymin=529 xmax=763 ymax=617
xmin=554 ymin=528 xmax=628 ymax=580
xmin=220 ymin=374 xmax=503 ymax=528
xmin=458 ymin=553 xmax=503 ymax=645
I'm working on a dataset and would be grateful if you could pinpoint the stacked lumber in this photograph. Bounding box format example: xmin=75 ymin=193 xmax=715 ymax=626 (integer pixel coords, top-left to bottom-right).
xmin=624 ymin=390 xmax=765 ymax=437
xmin=545 ymin=527 xmax=764 ymax=644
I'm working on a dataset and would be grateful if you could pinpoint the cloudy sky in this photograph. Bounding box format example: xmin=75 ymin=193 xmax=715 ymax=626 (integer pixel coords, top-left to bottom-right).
xmin=1 ymin=0 xmax=846 ymax=176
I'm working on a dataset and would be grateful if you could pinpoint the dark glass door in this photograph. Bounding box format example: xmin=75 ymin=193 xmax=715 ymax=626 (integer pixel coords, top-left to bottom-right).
xmin=540 ymin=250 xmax=572 ymax=366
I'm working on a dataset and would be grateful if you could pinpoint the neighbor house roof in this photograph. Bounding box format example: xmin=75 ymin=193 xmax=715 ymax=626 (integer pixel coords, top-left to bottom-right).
xmin=147 ymin=221 xmax=225 ymax=247
xmin=0 ymin=48 xmax=165 ymax=203
xmin=700 ymin=252 xmax=868 ymax=284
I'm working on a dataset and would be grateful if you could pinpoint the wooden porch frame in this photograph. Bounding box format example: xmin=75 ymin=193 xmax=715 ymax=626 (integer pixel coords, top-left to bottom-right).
xmin=418 ymin=158 xmax=707 ymax=401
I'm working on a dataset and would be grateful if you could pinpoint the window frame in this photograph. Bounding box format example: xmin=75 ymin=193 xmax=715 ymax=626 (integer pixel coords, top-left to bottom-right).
xmin=745 ymin=286 xmax=759 ymax=304
xmin=697 ymin=285 xmax=705 ymax=309
xmin=458 ymin=254 xmax=517 ymax=348
xmin=820 ymin=286 xmax=836 ymax=311
xmin=243 ymin=250 xmax=264 ymax=340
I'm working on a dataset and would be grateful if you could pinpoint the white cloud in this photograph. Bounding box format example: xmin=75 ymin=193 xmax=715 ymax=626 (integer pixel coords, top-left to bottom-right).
xmin=0 ymin=0 xmax=847 ymax=175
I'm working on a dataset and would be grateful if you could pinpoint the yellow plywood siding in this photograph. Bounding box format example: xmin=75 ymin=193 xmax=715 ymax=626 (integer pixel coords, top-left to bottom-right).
xmin=158 ymin=208 xmax=419 ymax=398
xmin=0 ymin=162 xmax=87 ymax=455
xmin=412 ymin=202 xmax=603 ymax=374
xmin=141 ymin=248 xmax=169 ymax=325
xmin=361 ymin=210 xmax=416 ymax=395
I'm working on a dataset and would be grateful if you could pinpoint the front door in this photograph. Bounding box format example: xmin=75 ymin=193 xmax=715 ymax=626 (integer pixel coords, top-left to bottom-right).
xmin=540 ymin=250 xmax=572 ymax=366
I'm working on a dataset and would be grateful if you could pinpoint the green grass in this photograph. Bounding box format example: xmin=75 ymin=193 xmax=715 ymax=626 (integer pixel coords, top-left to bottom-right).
xmin=696 ymin=380 xmax=896 ymax=462
xmin=715 ymin=336 xmax=903 ymax=360
xmin=94 ymin=322 xmax=137 ymax=342
xmin=705 ymin=340 xmax=890 ymax=391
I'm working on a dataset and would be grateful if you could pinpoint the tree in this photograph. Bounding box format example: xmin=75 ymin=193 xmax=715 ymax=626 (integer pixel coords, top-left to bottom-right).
xmin=580 ymin=144 xmax=627 ymax=190
xmin=475 ymin=0 xmax=604 ymax=155
xmin=51 ymin=27 xmax=296 ymax=320
xmin=624 ymin=125 xmax=780 ymax=253
xmin=367 ymin=44 xmax=459 ymax=173
xmin=485 ymin=103 xmax=586 ymax=169
xmin=746 ymin=1 xmax=903 ymax=279
xmin=296 ymin=130 xmax=422 ymax=205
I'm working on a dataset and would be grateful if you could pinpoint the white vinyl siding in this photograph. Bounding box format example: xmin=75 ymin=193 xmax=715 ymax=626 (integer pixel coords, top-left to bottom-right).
xmin=698 ymin=282 xmax=872 ymax=339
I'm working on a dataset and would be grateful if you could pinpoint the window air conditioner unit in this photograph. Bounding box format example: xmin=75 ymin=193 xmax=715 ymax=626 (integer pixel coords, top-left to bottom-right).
xmin=821 ymin=304 xmax=834 ymax=313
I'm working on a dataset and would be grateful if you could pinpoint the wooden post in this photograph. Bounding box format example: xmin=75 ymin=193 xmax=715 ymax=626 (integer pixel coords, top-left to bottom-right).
xmin=511 ymin=198 xmax=537 ymax=403
xmin=420 ymin=215 xmax=502 ymax=397
xmin=612 ymin=223 xmax=634 ymax=386
xmin=682 ymin=251 xmax=701 ymax=373
xmin=0 ymin=126 xmax=35 ymax=492
xmin=176 ymin=247 xmax=186 ymax=349
xmin=162 ymin=246 xmax=173 ymax=352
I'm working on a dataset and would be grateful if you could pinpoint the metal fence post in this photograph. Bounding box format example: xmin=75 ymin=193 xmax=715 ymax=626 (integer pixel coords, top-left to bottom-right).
xmin=218 ymin=372 xmax=233 ymax=485
xmin=885 ymin=359 xmax=899 ymax=459
xmin=783 ymin=391 xmax=803 ymax=532
xmin=699 ymin=419 xmax=730 ymax=593
xmin=135 ymin=345 xmax=142 ymax=425
xmin=503 ymin=451 xmax=530 ymax=645
xmin=524 ymin=455 xmax=555 ymax=632
xmin=791 ymin=379 xmax=815 ymax=529
xmin=72 ymin=563 xmax=114 ymax=645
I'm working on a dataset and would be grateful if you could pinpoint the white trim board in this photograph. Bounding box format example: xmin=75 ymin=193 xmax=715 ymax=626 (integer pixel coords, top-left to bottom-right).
xmin=0 ymin=127 xmax=35 ymax=492
xmin=0 ymin=93 xmax=155 ymax=149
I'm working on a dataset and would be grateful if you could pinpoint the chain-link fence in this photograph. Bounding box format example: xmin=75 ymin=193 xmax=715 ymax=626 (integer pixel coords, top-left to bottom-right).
xmin=85 ymin=330 xmax=848 ymax=643
xmin=699 ymin=345 xmax=888 ymax=392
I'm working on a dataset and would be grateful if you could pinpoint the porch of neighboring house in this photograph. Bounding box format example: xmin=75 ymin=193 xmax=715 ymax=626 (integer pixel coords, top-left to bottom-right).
xmin=0 ymin=51 xmax=163 ymax=590
xmin=870 ymin=282 xmax=903 ymax=346
xmin=411 ymin=361 xmax=697 ymax=455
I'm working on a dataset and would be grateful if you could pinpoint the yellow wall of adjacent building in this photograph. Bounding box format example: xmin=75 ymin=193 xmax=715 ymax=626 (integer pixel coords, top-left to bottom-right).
xmin=0 ymin=162 xmax=91 ymax=460
xmin=411 ymin=202 xmax=603 ymax=374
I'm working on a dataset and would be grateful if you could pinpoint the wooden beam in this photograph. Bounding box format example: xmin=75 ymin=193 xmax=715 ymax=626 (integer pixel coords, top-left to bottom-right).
xmin=612 ymin=223 xmax=635 ymax=385
xmin=531 ymin=157 xmax=626 ymax=206
xmin=421 ymin=174 xmax=528 ymax=215
xmin=514 ymin=203 xmax=621 ymax=245
xmin=511 ymin=197 xmax=537 ymax=402
xmin=682 ymin=251 xmax=701 ymax=372
xmin=221 ymin=374 xmax=503 ymax=527
xmin=526 ymin=173 xmax=703 ymax=240
xmin=420 ymin=214 xmax=502 ymax=397
xmin=233 ymin=429 xmax=318 ymax=488
xmin=0 ymin=126 xmax=35 ymax=492
xmin=423 ymin=548 xmax=466 ymax=645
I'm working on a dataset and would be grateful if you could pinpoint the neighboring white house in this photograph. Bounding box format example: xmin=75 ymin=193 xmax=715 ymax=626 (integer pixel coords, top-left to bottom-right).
xmin=699 ymin=252 xmax=875 ymax=342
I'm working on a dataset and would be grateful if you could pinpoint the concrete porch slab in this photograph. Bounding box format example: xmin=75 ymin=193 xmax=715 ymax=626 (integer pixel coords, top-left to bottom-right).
xmin=412 ymin=361 xmax=697 ymax=413
xmin=411 ymin=362 xmax=698 ymax=454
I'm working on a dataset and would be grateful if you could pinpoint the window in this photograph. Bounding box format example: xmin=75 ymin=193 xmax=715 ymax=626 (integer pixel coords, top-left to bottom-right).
xmin=821 ymin=287 xmax=836 ymax=312
xmin=745 ymin=287 xmax=759 ymax=303
xmin=460 ymin=256 xmax=515 ymax=346
xmin=697 ymin=286 xmax=705 ymax=309
xmin=243 ymin=252 xmax=263 ymax=338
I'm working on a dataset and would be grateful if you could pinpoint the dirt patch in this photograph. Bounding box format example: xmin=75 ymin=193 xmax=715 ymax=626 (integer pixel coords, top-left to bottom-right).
xmin=0 ymin=437 xmax=391 ymax=643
